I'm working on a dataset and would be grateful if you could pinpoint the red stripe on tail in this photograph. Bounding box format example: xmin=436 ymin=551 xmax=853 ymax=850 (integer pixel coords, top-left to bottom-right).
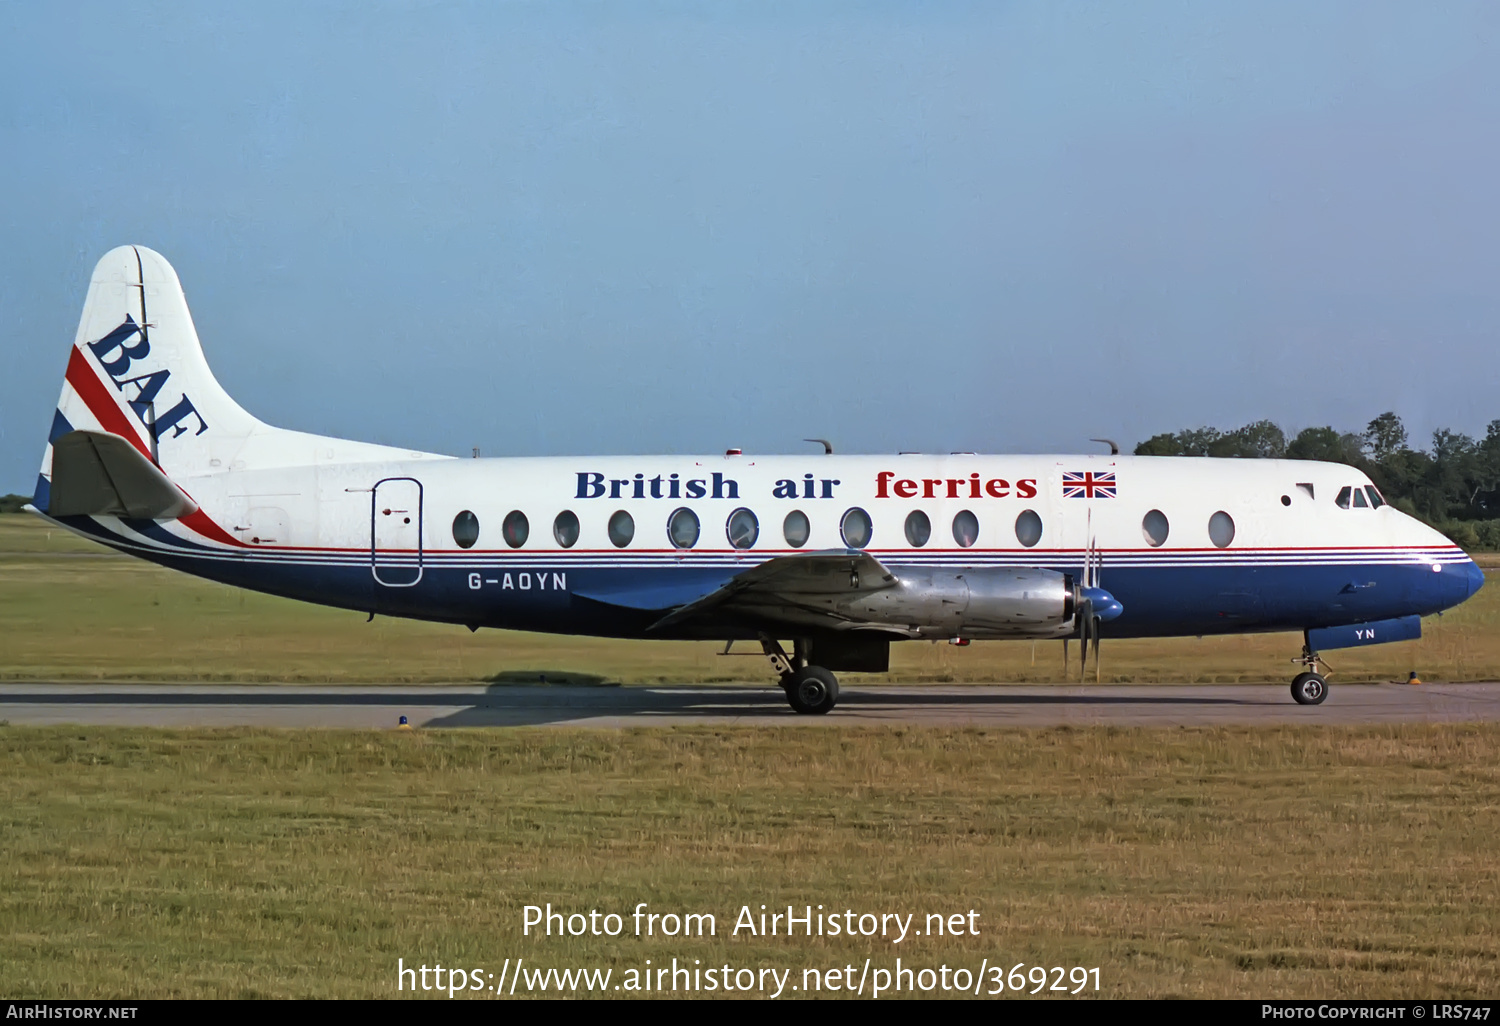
xmin=178 ymin=509 xmax=246 ymax=547
xmin=63 ymin=347 xmax=153 ymax=461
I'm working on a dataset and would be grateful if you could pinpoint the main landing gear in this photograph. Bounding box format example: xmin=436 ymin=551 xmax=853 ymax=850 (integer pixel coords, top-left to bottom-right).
xmin=760 ymin=636 xmax=839 ymax=715
xmin=1290 ymin=638 xmax=1329 ymax=706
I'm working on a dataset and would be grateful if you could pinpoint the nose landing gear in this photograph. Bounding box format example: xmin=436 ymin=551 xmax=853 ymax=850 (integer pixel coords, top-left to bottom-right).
xmin=1290 ymin=671 xmax=1328 ymax=705
xmin=1290 ymin=635 xmax=1330 ymax=705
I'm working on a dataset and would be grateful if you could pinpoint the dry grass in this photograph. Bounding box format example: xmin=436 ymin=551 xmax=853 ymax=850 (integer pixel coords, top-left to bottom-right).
xmin=0 ymin=724 xmax=1496 ymax=998
xmin=2 ymin=516 xmax=1495 ymax=684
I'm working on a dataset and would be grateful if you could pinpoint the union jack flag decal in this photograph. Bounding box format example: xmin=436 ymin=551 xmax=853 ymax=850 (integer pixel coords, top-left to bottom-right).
xmin=1063 ymin=470 xmax=1117 ymax=499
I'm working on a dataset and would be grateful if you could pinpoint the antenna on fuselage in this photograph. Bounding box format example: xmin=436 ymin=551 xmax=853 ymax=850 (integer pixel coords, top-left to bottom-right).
xmin=804 ymin=438 xmax=834 ymax=454
xmin=1089 ymin=438 xmax=1120 ymax=455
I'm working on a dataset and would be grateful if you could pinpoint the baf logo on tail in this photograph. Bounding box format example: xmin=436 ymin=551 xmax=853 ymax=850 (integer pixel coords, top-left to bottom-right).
xmin=86 ymin=314 xmax=207 ymax=444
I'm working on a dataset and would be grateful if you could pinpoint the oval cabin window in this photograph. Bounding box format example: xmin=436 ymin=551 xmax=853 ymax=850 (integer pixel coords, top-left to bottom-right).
xmin=1142 ymin=509 xmax=1169 ymax=547
xmin=784 ymin=510 xmax=810 ymax=548
xmin=502 ymin=510 xmax=529 ymax=548
xmin=553 ymin=510 xmax=580 ymax=548
xmin=952 ymin=510 xmax=979 ymax=548
xmin=608 ymin=510 xmax=635 ymax=548
xmin=727 ymin=508 xmax=759 ymax=549
xmin=452 ymin=510 xmax=479 ymax=549
xmin=904 ymin=510 xmax=931 ymax=547
xmin=667 ymin=507 xmax=700 ymax=549
xmin=1015 ymin=509 xmax=1043 ymax=548
xmin=841 ymin=507 xmax=873 ymax=549
xmin=1208 ymin=510 xmax=1235 ymax=548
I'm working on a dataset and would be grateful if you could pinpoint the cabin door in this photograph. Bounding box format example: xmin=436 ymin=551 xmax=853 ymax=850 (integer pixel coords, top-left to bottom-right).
xmin=371 ymin=477 xmax=424 ymax=587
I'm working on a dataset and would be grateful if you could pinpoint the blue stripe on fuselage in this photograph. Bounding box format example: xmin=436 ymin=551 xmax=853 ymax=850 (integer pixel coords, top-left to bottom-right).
xmin=72 ymin=542 xmax=1482 ymax=641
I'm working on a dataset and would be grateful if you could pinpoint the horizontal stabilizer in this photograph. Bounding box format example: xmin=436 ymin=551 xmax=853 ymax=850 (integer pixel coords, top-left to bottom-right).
xmin=46 ymin=430 xmax=199 ymax=519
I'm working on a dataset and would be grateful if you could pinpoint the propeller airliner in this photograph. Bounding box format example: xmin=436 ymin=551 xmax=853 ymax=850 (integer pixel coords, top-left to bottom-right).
xmin=29 ymin=247 xmax=1485 ymax=713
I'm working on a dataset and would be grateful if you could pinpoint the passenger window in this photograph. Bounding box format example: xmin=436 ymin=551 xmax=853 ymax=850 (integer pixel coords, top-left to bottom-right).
xmin=1142 ymin=509 xmax=1168 ymax=547
xmin=952 ymin=510 xmax=979 ymax=548
xmin=553 ymin=510 xmax=579 ymax=548
xmin=502 ymin=510 xmax=529 ymax=548
xmin=1209 ymin=510 xmax=1235 ymax=548
xmin=608 ymin=510 xmax=635 ymax=548
xmin=727 ymin=508 xmax=759 ymax=549
xmin=783 ymin=510 xmax=810 ymax=548
xmin=1015 ymin=509 xmax=1043 ymax=548
xmin=452 ymin=510 xmax=479 ymax=549
xmin=667 ymin=507 xmax=700 ymax=548
xmin=904 ymin=510 xmax=931 ymax=547
xmin=1335 ymin=486 xmax=1353 ymax=509
xmin=840 ymin=507 xmax=873 ymax=549
xmin=1365 ymin=486 xmax=1385 ymax=509
xmin=1352 ymin=488 xmax=1368 ymax=508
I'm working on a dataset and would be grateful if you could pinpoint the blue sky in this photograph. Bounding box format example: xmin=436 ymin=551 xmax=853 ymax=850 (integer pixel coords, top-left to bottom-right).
xmin=3 ymin=1 xmax=1498 ymax=491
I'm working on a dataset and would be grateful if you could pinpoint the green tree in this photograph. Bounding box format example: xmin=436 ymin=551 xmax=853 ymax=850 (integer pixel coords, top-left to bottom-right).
xmin=1364 ymin=412 xmax=1408 ymax=463
xmin=1472 ymin=420 xmax=1500 ymax=519
xmin=1287 ymin=426 xmax=1344 ymax=462
xmin=1134 ymin=432 xmax=1186 ymax=456
xmin=1209 ymin=420 xmax=1287 ymax=458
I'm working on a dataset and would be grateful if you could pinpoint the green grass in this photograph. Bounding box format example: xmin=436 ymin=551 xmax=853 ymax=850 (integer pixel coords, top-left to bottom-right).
xmin=2 ymin=515 xmax=1495 ymax=684
xmin=1 ymin=724 xmax=1496 ymax=998
xmin=4 ymin=515 xmax=1499 ymax=999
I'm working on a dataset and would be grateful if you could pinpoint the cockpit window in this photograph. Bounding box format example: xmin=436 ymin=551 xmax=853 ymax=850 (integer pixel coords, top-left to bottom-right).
xmin=1335 ymin=486 xmax=1353 ymax=509
xmin=1352 ymin=488 xmax=1368 ymax=508
xmin=1365 ymin=486 xmax=1386 ymax=509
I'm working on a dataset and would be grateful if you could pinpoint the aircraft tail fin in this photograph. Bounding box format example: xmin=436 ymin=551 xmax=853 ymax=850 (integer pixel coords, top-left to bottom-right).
xmin=35 ymin=246 xmax=452 ymax=518
xmin=36 ymin=245 xmax=260 ymax=512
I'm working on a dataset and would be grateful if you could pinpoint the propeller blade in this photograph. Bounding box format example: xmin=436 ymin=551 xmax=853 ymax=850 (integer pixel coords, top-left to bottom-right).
xmin=1076 ymin=597 xmax=1094 ymax=683
xmin=1092 ymin=617 xmax=1101 ymax=683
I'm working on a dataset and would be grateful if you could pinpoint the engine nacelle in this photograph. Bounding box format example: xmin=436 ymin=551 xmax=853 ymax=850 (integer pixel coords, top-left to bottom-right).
xmin=829 ymin=566 xmax=1076 ymax=639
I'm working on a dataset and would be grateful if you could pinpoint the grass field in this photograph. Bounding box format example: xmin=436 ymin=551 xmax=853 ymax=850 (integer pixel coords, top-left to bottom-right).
xmin=1 ymin=724 xmax=1496 ymax=999
xmin=4 ymin=516 xmax=1500 ymax=999
xmin=2 ymin=514 xmax=1495 ymax=684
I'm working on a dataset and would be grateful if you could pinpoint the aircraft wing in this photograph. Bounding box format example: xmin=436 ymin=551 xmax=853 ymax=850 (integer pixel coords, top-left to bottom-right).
xmin=648 ymin=549 xmax=901 ymax=632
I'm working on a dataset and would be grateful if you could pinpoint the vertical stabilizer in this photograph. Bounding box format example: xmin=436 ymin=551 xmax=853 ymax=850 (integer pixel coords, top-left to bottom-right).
xmin=37 ymin=245 xmax=261 ymax=508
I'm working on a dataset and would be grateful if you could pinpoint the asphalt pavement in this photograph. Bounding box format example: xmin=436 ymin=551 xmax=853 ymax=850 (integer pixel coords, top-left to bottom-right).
xmin=2 ymin=681 xmax=1498 ymax=728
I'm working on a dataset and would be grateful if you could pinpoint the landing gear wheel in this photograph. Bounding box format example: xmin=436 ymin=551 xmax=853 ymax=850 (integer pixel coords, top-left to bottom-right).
xmin=786 ymin=666 xmax=839 ymax=715
xmin=1291 ymin=672 xmax=1328 ymax=706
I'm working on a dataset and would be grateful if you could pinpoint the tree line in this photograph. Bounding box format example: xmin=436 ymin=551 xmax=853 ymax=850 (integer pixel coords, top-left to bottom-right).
xmin=1136 ymin=412 xmax=1500 ymax=550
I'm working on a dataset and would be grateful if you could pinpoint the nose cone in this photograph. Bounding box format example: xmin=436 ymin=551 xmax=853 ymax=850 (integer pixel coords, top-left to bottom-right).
xmin=1465 ymin=559 xmax=1485 ymax=601
xmin=1442 ymin=558 xmax=1486 ymax=608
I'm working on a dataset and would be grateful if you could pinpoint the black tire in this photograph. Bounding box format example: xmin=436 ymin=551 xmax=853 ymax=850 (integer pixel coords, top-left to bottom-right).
xmin=1290 ymin=672 xmax=1328 ymax=706
xmin=786 ymin=666 xmax=839 ymax=715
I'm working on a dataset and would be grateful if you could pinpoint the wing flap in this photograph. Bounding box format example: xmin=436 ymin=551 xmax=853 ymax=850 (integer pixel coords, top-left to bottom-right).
xmin=46 ymin=430 xmax=199 ymax=519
